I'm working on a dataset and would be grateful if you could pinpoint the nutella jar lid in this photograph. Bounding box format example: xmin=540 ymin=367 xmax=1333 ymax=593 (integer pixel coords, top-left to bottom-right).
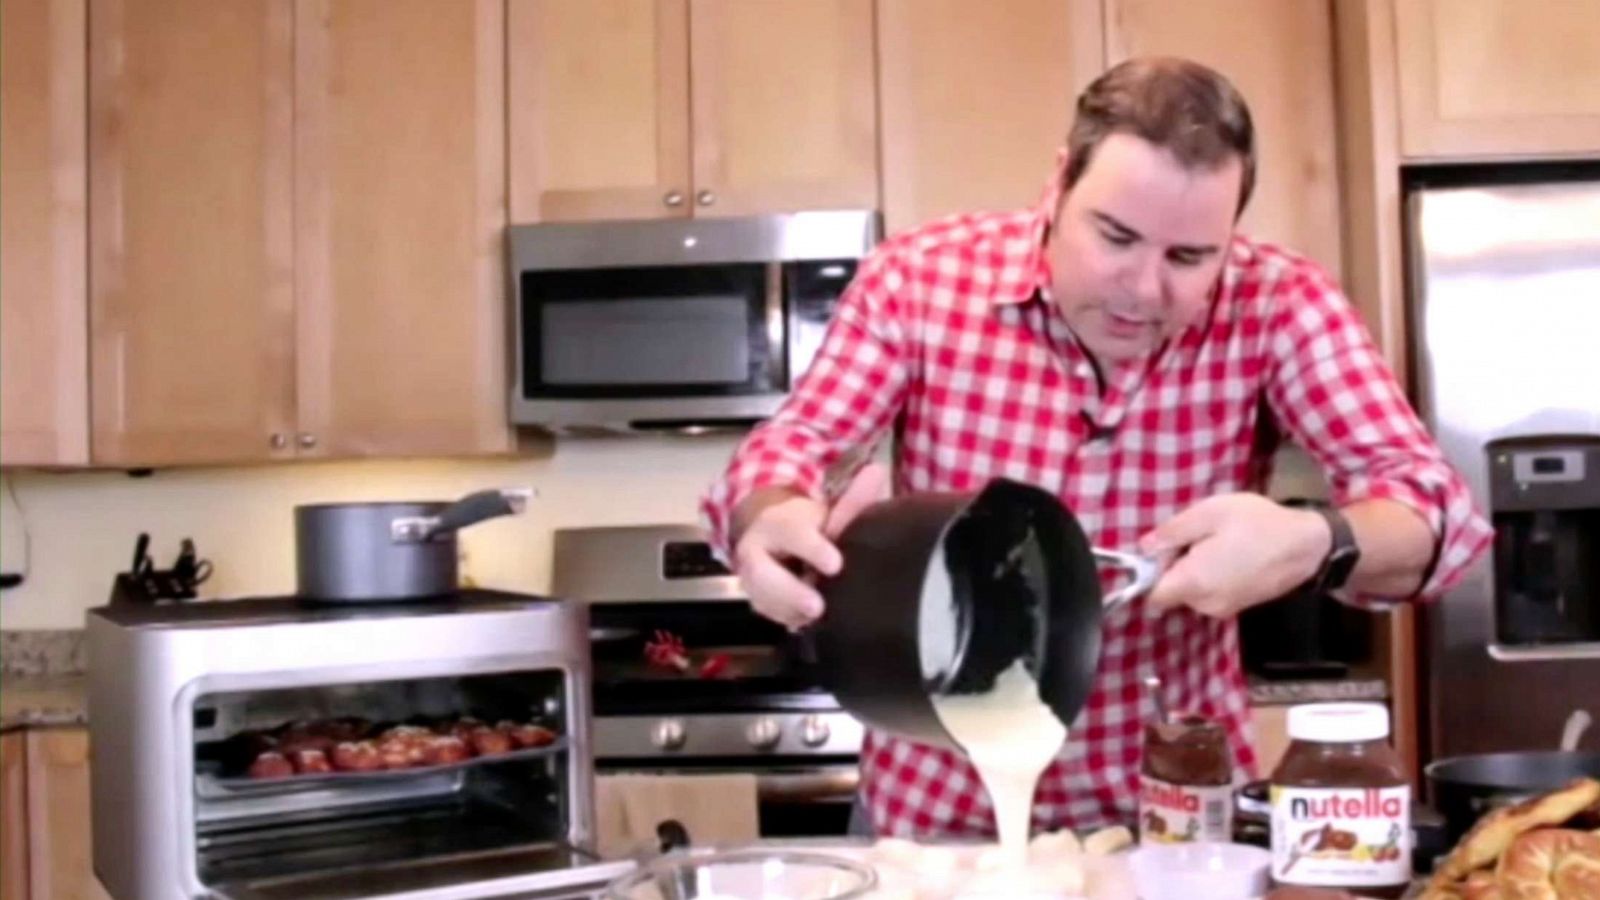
xmin=1286 ymin=702 xmax=1390 ymax=743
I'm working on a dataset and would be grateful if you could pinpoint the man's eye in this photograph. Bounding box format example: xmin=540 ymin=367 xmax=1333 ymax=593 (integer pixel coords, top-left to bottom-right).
xmin=1101 ymin=231 xmax=1135 ymax=247
xmin=1168 ymin=252 xmax=1203 ymax=268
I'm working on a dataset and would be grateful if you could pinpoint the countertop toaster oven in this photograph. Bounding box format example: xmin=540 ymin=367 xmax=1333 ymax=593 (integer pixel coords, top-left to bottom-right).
xmin=87 ymin=590 xmax=612 ymax=900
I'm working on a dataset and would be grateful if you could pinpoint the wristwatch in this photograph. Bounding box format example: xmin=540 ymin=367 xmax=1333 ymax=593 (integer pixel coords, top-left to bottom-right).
xmin=1283 ymin=498 xmax=1360 ymax=595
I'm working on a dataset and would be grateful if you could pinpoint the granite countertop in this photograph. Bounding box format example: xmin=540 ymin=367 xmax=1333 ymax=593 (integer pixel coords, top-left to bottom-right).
xmin=1 ymin=629 xmax=89 ymax=732
xmin=1246 ymin=675 xmax=1389 ymax=706
xmin=0 ymin=674 xmax=87 ymax=731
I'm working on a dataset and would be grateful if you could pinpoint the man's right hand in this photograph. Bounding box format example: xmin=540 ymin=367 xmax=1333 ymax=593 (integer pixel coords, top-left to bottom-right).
xmin=730 ymin=464 xmax=890 ymax=631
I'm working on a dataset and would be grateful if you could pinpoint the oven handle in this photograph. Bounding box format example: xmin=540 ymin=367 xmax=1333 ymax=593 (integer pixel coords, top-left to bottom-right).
xmin=755 ymin=767 xmax=860 ymax=802
xmin=604 ymin=766 xmax=860 ymax=802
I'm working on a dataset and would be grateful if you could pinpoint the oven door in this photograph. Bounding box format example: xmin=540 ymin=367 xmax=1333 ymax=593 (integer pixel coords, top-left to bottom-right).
xmin=587 ymin=601 xmax=826 ymax=714
xmin=595 ymin=763 xmax=861 ymax=840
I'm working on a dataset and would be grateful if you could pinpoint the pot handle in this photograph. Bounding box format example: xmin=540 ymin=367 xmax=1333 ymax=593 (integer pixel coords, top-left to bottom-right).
xmin=391 ymin=488 xmax=534 ymax=543
xmin=1093 ymin=548 xmax=1164 ymax=608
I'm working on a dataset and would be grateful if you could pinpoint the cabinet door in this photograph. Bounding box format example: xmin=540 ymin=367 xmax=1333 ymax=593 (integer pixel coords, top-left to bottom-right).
xmin=1105 ymin=0 xmax=1344 ymax=275
xmin=25 ymin=730 xmax=110 ymax=900
xmin=877 ymin=0 xmax=1103 ymax=235
xmin=0 ymin=0 xmax=89 ymax=467
xmin=89 ymin=0 xmax=297 ymax=466
xmin=294 ymin=0 xmax=511 ymax=458
xmin=1 ymin=733 xmax=26 ymax=900
xmin=1394 ymin=0 xmax=1600 ymax=159
xmin=509 ymin=0 xmax=691 ymax=222
xmin=689 ymin=0 xmax=878 ymax=216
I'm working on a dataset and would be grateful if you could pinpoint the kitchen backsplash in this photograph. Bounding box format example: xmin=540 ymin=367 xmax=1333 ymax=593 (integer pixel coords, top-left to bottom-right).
xmin=0 ymin=439 xmax=1328 ymax=632
xmin=0 ymin=435 xmax=742 ymax=630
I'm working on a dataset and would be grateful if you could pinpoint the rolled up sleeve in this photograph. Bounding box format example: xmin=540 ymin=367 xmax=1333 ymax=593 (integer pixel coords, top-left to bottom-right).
xmin=1264 ymin=266 xmax=1493 ymax=603
xmin=699 ymin=242 xmax=912 ymax=561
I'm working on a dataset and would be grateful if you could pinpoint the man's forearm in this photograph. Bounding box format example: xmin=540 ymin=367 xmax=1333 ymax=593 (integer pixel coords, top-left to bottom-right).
xmin=1343 ymin=498 xmax=1437 ymax=598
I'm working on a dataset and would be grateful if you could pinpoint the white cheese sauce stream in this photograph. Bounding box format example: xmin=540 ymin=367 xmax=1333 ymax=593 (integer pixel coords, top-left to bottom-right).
xmin=921 ymin=541 xmax=1070 ymax=880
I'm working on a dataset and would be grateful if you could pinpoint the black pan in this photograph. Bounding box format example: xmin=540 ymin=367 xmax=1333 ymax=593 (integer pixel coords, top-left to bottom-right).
xmin=1426 ymin=751 xmax=1600 ymax=845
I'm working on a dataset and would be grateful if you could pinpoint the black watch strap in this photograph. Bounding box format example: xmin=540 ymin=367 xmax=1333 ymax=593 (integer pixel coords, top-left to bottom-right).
xmin=1284 ymin=499 xmax=1360 ymax=594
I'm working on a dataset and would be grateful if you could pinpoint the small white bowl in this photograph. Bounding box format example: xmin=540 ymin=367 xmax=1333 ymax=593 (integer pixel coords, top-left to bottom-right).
xmin=1128 ymin=841 xmax=1272 ymax=900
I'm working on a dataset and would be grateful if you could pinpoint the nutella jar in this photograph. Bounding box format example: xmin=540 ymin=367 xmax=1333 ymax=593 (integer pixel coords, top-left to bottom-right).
xmin=1269 ymin=702 xmax=1411 ymax=898
xmin=1139 ymin=712 xmax=1234 ymax=844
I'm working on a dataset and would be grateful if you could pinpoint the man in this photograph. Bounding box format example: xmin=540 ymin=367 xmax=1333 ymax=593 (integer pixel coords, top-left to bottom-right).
xmin=700 ymin=57 xmax=1491 ymax=836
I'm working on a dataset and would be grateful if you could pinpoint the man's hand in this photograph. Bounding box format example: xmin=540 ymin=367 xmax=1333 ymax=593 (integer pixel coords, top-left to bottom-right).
xmin=732 ymin=464 xmax=890 ymax=630
xmin=1138 ymin=493 xmax=1330 ymax=619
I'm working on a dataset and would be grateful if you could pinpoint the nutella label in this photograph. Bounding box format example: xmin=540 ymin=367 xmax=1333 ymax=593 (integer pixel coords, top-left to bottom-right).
xmin=1139 ymin=776 xmax=1232 ymax=843
xmin=1270 ymin=785 xmax=1411 ymax=887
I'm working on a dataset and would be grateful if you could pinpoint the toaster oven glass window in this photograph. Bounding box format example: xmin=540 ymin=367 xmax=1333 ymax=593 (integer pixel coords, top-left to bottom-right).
xmin=521 ymin=263 xmax=778 ymax=398
xmin=190 ymin=670 xmax=581 ymax=894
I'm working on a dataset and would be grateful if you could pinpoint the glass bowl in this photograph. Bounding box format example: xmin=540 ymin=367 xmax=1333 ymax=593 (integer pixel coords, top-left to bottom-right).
xmin=603 ymin=847 xmax=878 ymax=900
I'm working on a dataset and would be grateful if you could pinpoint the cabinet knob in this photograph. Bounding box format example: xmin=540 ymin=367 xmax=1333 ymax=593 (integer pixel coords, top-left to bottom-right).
xmin=297 ymin=433 xmax=317 ymax=449
xmin=663 ymin=190 xmax=685 ymax=208
xmin=269 ymin=433 xmax=288 ymax=450
xmin=696 ymin=189 xmax=716 ymax=207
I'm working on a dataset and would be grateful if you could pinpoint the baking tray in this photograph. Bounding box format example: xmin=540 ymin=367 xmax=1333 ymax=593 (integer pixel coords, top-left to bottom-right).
xmin=196 ymin=737 xmax=567 ymax=798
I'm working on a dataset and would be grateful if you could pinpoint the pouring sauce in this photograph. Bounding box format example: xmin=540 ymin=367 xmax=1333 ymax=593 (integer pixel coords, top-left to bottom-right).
xmin=931 ymin=659 xmax=1068 ymax=871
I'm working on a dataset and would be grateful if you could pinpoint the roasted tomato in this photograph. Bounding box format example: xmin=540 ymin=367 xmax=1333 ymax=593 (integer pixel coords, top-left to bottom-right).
xmin=330 ymin=740 xmax=383 ymax=772
xmin=248 ymin=751 xmax=294 ymax=779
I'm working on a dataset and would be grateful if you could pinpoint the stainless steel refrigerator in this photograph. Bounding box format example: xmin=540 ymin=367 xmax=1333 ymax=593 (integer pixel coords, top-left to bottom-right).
xmin=1407 ymin=173 xmax=1600 ymax=760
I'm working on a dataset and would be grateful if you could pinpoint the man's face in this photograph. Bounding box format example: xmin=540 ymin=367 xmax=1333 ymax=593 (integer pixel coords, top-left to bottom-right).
xmin=1046 ymin=133 xmax=1242 ymax=366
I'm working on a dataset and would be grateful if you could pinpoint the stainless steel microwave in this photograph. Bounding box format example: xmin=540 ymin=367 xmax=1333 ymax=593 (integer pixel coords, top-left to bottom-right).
xmin=507 ymin=211 xmax=879 ymax=434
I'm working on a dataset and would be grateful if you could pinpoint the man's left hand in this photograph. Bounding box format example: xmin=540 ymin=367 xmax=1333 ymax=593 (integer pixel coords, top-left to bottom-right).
xmin=1138 ymin=493 xmax=1331 ymax=618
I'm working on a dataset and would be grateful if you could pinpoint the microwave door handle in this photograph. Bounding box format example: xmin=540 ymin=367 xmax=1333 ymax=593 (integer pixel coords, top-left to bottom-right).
xmin=766 ymin=262 xmax=787 ymax=385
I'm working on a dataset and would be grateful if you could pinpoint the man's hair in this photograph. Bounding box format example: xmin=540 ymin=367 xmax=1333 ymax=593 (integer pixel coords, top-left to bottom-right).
xmin=1063 ymin=57 xmax=1255 ymax=215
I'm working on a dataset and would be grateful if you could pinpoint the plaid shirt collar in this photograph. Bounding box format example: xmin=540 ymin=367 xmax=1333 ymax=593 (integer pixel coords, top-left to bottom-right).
xmin=990 ymin=157 xmax=1065 ymax=309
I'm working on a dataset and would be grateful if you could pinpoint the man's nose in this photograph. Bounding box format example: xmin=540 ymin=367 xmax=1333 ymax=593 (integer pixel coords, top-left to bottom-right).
xmin=1130 ymin=252 xmax=1163 ymax=307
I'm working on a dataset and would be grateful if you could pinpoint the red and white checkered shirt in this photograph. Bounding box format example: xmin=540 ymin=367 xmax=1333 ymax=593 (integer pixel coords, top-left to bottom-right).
xmin=699 ymin=182 xmax=1492 ymax=837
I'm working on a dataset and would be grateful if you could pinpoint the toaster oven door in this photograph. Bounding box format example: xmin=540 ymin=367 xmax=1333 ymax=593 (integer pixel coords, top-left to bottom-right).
xmin=192 ymin=669 xmax=595 ymax=899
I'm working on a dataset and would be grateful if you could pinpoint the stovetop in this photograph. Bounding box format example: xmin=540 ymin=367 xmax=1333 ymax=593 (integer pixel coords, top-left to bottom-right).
xmin=91 ymin=588 xmax=559 ymax=629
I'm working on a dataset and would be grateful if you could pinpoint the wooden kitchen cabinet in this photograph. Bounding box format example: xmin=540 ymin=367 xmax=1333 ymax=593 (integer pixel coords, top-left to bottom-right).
xmin=509 ymin=0 xmax=877 ymax=222
xmin=688 ymin=0 xmax=877 ymax=217
xmin=1 ymin=729 xmax=109 ymax=900
xmin=876 ymin=0 xmax=1103 ymax=235
xmin=89 ymin=0 xmax=510 ymax=466
xmin=1393 ymin=0 xmax=1600 ymax=159
xmin=1104 ymin=0 xmax=1345 ymax=275
xmin=88 ymin=0 xmax=298 ymax=466
xmin=2 ymin=733 xmax=27 ymax=900
xmin=0 ymin=0 xmax=89 ymax=467
xmin=24 ymin=730 xmax=107 ymax=900
xmin=508 ymin=0 xmax=691 ymax=222
xmin=293 ymin=0 xmax=511 ymax=458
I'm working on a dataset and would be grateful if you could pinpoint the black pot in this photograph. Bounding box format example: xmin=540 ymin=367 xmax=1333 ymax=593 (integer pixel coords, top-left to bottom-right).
xmin=295 ymin=488 xmax=532 ymax=602
xmin=812 ymin=478 xmax=1159 ymax=750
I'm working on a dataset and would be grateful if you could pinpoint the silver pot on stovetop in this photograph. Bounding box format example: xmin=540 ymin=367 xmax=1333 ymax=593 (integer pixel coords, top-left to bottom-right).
xmin=295 ymin=488 xmax=533 ymax=602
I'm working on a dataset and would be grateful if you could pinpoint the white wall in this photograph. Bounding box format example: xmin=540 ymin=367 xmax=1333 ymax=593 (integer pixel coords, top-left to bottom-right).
xmin=0 ymin=436 xmax=741 ymax=630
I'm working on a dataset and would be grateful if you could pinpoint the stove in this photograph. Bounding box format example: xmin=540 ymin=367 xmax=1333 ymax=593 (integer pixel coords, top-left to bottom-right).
xmin=553 ymin=525 xmax=863 ymax=836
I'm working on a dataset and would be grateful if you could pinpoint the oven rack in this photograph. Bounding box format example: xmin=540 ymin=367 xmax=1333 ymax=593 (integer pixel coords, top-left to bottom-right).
xmin=196 ymin=737 xmax=568 ymax=798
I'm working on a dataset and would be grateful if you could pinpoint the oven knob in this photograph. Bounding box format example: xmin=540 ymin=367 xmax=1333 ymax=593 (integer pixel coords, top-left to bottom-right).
xmin=746 ymin=717 xmax=782 ymax=750
xmin=799 ymin=715 xmax=831 ymax=748
xmin=651 ymin=718 xmax=687 ymax=751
